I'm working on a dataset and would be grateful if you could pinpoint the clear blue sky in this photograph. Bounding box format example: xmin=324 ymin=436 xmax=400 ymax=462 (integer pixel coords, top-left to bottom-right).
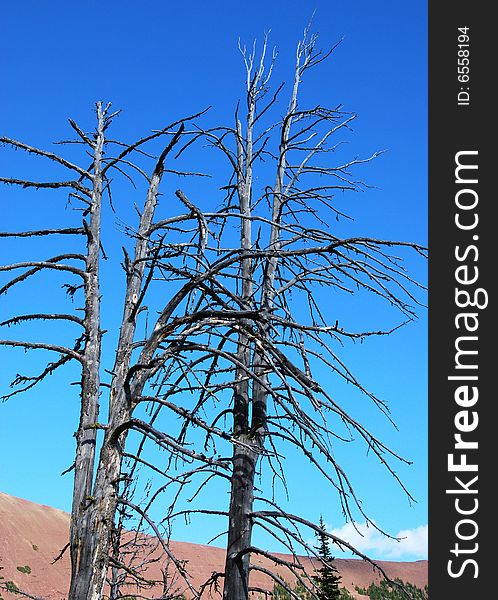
xmin=0 ymin=1 xmax=427 ymax=561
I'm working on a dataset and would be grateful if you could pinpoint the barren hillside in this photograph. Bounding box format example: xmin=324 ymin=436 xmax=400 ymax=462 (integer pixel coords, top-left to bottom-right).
xmin=0 ymin=492 xmax=427 ymax=599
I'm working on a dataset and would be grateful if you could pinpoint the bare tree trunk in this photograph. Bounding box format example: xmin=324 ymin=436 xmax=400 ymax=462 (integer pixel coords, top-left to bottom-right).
xmin=69 ymin=102 xmax=104 ymax=599
xmin=71 ymin=427 xmax=125 ymax=599
xmin=224 ymin=441 xmax=258 ymax=599
xmin=223 ymin=45 xmax=261 ymax=599
xmin=224 ymin=38 xmax=295 ymax=600
xmin=68 ymin=126 xmax=185 ymax=600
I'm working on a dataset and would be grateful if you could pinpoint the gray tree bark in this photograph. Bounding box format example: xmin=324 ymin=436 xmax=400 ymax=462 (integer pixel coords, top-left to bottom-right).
xmin=222 ymin=47 xmax=258 ymax=598
xmin=67 ymin=124 xmax=185 ymax=600
xmin=223 ymin=36 xmax=298 ymax=600
xmin=69 ymin=102 xmax=105 ymax=599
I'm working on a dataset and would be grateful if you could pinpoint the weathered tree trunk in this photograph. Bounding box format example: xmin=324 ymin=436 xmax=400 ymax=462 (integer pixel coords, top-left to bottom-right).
xmin=68 ymin=125 xmax=184 ymax=600
xmin=223 ymin=39 xmax=300 ymax=599
xmin=69 ymin=102 xmax=105 ymax=599
xmin=224 ymin=440 xmax=258 ymax=599
xmin=223 ymin=56 xmax=258 ymax=599
xmin=69 ymin=420 xmax=128 ymax=600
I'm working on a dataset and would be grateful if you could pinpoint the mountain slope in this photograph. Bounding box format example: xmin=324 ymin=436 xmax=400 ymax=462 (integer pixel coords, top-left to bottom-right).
xmin=0 ymin=492 xmax=427 ymax=599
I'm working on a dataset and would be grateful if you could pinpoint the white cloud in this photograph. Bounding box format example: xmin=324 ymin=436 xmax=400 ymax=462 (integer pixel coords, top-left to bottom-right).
xmin=326 ymin=522 xmax=428 ymax=560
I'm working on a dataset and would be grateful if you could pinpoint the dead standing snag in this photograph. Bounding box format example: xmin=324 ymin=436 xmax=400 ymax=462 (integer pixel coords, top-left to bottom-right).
xmin=1 ymin=103 xmax=209 ymax=599
xmin=190 ymin=29 xmax=426 ymax=599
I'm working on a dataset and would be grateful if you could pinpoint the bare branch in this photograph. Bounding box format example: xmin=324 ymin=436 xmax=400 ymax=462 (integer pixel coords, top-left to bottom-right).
xmin=0 ymin=339 xmax=84 ymax=362
xmin=0 ymin=136 xmax=93 ymax=179
xmin=0 ymin=227 xmax=85 ymax=237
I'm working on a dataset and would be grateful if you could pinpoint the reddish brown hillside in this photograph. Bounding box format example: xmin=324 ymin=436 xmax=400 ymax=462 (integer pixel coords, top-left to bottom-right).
xmin=0 ymin=492 xmax=427 ymax=599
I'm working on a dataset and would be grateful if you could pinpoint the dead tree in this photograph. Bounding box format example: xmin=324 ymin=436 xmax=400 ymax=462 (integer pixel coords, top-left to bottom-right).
xmin=152 ymin=29 xmax=426 ymax=599
xmin=0 ymin=103 xmax=215 ymax=599
xmin=101 ymin=29 xmax=425 ymax=600
xmin=1 ymin=27 xmax=425 ymax=600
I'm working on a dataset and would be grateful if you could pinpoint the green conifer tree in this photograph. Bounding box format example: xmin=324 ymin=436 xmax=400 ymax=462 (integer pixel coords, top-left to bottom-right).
xmin=313 ymin=517 xmax=342 ymax=600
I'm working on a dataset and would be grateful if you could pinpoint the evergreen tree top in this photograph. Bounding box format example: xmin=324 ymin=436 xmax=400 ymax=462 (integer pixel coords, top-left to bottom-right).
xmin=313 ymin=516 xmax=342 ymax=600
